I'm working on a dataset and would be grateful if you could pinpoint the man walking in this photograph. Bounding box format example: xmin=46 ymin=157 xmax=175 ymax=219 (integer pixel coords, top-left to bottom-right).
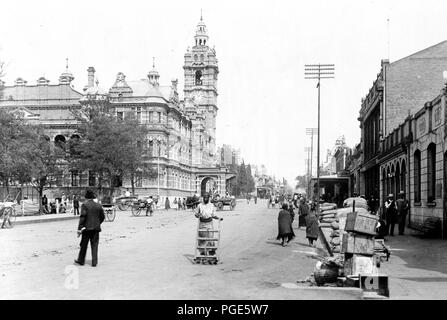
xmin=74 ymin=190 xmax=105 ymax=267
xmin=73 ymin=195 xmax=80 ymax=215
xmin=41 ymin=195 xmax=49 ymax=214
xmin=396 ymin=191 xmax=409 ymax=235
xmin=385 ymin=194 xmax=397 ymax=236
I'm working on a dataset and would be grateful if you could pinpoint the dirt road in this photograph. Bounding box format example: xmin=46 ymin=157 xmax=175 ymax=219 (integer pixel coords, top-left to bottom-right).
xmin=0 ymin=200 xmax=361 ymax=299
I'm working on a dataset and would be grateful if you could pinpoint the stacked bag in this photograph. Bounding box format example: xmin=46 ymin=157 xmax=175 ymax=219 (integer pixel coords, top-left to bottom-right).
xmin=318 ymin=204 xmax=341 ymax=254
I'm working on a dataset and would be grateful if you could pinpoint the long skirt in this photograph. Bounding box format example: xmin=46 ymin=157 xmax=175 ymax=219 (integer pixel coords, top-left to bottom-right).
xmin=299 ymin=214 xmax=306 ymax=227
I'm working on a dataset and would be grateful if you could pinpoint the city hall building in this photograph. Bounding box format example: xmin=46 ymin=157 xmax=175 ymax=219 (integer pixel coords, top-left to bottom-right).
xmin=0 ymin=16 xmax=235 ymax=201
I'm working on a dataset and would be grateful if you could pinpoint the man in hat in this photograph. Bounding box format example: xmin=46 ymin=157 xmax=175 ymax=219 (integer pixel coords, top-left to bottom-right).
xmin=396 ymin=191 xmax=409 ymax=235
xmin=385 ymin=193 xmax=397 ymax=236
xmin=74 ymin=189 xmax=105 ymax=267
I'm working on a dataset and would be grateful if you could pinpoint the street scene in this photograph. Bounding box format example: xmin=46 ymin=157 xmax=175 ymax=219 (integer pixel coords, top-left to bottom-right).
xmin=2 ymin=0 xmax=447 ymax=301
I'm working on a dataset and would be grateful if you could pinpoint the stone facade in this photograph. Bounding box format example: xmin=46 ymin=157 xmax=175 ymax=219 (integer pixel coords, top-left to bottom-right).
xmin=0 ymin=16 xmax=236 ymax=201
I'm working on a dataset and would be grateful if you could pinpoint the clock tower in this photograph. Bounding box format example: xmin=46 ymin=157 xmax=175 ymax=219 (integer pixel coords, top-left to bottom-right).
xmin=184 ymin=13 xmax=219 ymax=157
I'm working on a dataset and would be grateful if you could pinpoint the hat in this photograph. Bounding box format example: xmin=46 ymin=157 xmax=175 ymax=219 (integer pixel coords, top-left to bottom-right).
xmin=85 ymin=189 xmax=96 ymax=199
xmin=203 ymin=192 xmax=210 ymax=197
xmin=399 ymin=191 xmax=405 ymax=195
xmin=388 ymin=193 xmax=394 ymax=198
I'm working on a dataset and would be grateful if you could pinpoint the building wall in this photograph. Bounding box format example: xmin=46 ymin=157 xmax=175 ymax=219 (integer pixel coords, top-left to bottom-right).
xmin=408 ymin=95 xmax=445 ymax=228
xmin=385 ymin=41 xmax=447 ymax=136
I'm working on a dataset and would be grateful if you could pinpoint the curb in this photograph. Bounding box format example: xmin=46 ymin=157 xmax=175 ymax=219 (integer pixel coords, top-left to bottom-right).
xmin=13 ymin=215 xmax=78 ymax=226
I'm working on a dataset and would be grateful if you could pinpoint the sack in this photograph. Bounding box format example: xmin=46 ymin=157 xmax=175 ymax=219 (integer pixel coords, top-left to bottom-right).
xmin=336 ymin=207 xmax=369 ymax=218
xmin=321 ymin=217 xmax=337 ymax=223
xmin=320 ymin=213 xmax=336 ymax=219
xmin=331 ymin=221 xmax=340 ymax=230
xmin=319 ymin=222 xmax=332 ymax=228
xmin=343 ymin=197 xmax=368 ymax=209
xmin=330 ymin=230 xmax=340 ymax=238
xmin=330 ymin=236 xmax=341 ymax=245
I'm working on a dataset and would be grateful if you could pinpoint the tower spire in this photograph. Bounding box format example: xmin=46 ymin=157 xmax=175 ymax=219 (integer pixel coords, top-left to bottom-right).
xmin=200 ymin=9 xmax=203 ymax=21
xmin=66 ymin=58 xmax=69 ymax=70
xmin=152 ymin=56 xmax=155 ymax=69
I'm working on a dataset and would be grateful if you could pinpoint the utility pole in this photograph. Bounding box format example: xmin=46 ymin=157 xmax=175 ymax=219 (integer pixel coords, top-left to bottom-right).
xmin=304 ymin=146 xmax=311 ymax=197
xmin=305 ymin=64 xmax=335 ymax=214
xmin=306 ymin=128 xmax=317 ymax=200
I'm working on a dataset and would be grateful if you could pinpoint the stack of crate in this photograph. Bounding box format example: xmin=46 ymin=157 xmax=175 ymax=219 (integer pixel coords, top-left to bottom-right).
xmin=341 ymin=208 xmax=379 ymax=277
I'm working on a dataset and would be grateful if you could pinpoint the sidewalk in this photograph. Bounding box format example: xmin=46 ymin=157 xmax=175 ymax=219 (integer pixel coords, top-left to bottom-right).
xmin=13 ymin=213 xmax=79 ymax=226
xmin=379 ymin=228 xmax=447 ymax=299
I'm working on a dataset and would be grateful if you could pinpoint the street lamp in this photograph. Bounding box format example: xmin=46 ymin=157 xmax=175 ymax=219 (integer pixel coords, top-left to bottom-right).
xmin=305 ymin=64 xmax=335 ymax=215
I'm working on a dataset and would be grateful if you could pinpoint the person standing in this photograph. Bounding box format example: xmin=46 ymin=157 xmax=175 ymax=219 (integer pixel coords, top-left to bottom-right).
xmin=173 ymin=197 xmax=178 ymax=210
xmin=254 ymin=195 xmax=258 ymax=204
xmin=146 ymin=196 xmax=154 ymax=216
xmin=305 ymin=206 xmax=319 ymax=246
xmin=165 ymin=197 xmax=170 ymax=211
xmin=73 ymin=195 xmax=80 ymax=216
xmin=277 ymin=203 xmax=295 ymax=246
xmin=385 ymin=194 xmax=397 ymax=236
xmin=41 ymin=195 xmax=49 ymax=214
xmin=193 ymin=192 xmax=222 ymax=257
xmin=74 ymin=190 xmax=105 ymax=267
xmin=62 ymin=193 xmax=67 ymax=208
xmin=396 ymin=191 xmax=409 ymax=235
xmin=298 ymin=198 xmax=309 ymax=229
xmin=178 ymin=198 xmax=183 ymax=211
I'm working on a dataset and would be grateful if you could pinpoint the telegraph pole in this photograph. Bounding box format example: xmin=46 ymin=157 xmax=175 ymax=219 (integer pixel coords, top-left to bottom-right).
xmin=304 ymin=146 xmax=311 ymax=196
xmin=305 ymin=64 xmax=335 ymax=214
xmin=306 ymin=128 xmax=317 ymax=199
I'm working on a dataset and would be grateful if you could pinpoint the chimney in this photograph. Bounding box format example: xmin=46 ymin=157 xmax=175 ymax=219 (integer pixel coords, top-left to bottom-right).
xmin=87 ymin=67 xmax=95 ymax=87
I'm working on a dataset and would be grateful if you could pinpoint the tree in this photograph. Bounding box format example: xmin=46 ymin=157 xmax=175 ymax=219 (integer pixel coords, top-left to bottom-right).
xmin=70 ymin=111 xmax=157 ymax=198
xmin=246 ymin=164 xmax=255 ymax=194
xmin=295 ymin=175 xmax=308 ymax=190
xmin=237 ymin=161 xmax=248 ymax=196
xmin=120 ymin=115 xmax=157 ymax=195
xmin=0 ymin=109 xmax=36 ymax=195
xmin=25 ymin=129 xmax=64 ymax=213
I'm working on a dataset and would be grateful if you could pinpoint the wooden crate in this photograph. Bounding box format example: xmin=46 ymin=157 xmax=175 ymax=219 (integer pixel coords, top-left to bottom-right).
xmin=344 ymin=254 xmax=376 ymax=276
xmin=342 ymin=233 xmax=375 ymax=255
xmin=345 ymin=211 xmax=379 ymax=236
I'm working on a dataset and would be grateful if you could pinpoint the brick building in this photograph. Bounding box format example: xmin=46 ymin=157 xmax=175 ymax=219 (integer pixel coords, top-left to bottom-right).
xmin=357 ymin=40 xmax=447 ymax=201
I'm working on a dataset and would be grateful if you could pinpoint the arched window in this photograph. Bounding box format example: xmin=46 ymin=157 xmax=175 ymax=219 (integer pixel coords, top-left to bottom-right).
xmin=427 ymin=143 xmax=436 ymax=202
xmin=414 ymin=149 xmax=421 ymax=203
xmin=149 ymin=140 xmax=153 ymax=157
xmin=194 ymin=54 xmax=198 ymax=61
xmin=200 ymin=54 xmax=204 ymax=61
xmin=195 ymin=70 xmax=202 ymax=85
xmin=401 ymin=160 xmax=407 ymax=196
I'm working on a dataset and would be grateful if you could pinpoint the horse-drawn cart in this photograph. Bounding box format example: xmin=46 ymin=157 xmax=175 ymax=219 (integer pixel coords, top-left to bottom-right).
xmin=212 ymin=196 xmax=236 ymax=211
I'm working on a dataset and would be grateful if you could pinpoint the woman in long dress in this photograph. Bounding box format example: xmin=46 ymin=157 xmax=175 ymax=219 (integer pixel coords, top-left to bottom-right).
xmin=277 ymin=203 xmax=295 ymax=246
xmin=305 ymin=206 xmax=319 ymax=246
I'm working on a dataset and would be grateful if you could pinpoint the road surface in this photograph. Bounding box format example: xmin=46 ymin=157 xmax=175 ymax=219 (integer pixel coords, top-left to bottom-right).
xmin=0 ymin=200 xmax=361 ymax=299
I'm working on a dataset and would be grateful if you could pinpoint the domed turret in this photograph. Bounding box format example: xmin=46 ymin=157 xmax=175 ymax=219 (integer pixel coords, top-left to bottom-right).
xmin=59 ymin=58 xmax=74 ymax=84
xmin=148 ymin=57 xmax=160 ymax=86
xmin=194 ymin=12 xmax=209 ymax=47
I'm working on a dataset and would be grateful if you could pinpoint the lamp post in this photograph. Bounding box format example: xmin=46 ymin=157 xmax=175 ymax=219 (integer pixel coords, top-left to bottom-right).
xmin=305 ymin=64 xmax=335 ymax=214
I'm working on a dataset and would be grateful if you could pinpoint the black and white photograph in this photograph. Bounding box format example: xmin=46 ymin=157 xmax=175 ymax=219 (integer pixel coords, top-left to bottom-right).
xmin=1 ymin=0 xmax=447 ymax=304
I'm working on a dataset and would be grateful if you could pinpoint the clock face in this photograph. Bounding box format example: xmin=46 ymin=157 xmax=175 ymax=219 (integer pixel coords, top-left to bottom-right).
xmin=192 ymin=91 xmax=205 ymax=104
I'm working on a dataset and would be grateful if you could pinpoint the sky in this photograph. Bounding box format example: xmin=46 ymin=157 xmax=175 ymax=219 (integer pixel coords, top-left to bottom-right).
xmin=1 ymin=0 xmax=447 ymax=185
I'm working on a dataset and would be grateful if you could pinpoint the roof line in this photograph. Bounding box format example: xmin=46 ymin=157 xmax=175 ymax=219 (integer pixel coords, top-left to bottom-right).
xmin=390 ymin=40 xmax=447 ymax=65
